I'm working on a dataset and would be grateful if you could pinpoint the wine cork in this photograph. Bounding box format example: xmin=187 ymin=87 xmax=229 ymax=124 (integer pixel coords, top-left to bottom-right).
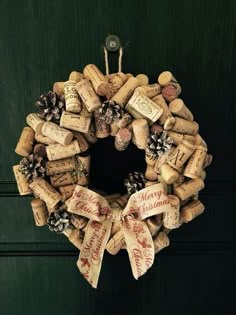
xmin=110 ymin=194 xmax=129 ymax=209
xmin=183 ymin=135 xmax=196 ymax=144
xmin=146 ymin=215 xmax=162 ymax=236
xmin=69 ymin=71 xmax=84 ymax=82
xmin=64 ymin=80 xmax=82 ymax=113
xmin=145 ymin=148 xmax=158 ymax=166
xmin=175 ymin=178 xmax=205 ymax=200
xmin=203 ymin=154 xmax=213 ymax=169
xmin=110 ymin=121 xmax=119 ymax=136
xmin=111 ymin=221 xmax=122 ymax=236
xmin=126 ymin=73 xmax=134 ymax=79
xmin=13 ymin=165 xmax=32 ymax=195
xmin=111 ymin=77 xmax=139 ymax=107
xmin=163 ymin=195 xmax=180 ymax=229
xmin=83 ymin=122 xmax=98 ymax=143
xmin=68 ymin=229 xmax=83 ymax=250
xmin=145 ymin=180 xmax=158 ymax=187
xmin=70 ymin=215 xmax=88 ymax=229
xmin=65 ymin=196 xmax=73 ymax=208
xmin=26 ymin=113 xmax=45 ymax=133
xmin=167 ymin=140 xmax=196 ymax=171
xmin=136 ymin=74 xmax=149 ymax=86
xmin=75 ymin=79 xmax=101 ymax=112
xmin=60 ymin=111 xmax=91 ymax=133
xmin=166 ymin=131 xmax=183 ymax=145
xmin=157 ymin=175 xmax=169 ymax=193
xmin=171 ymin=117 xmax=199 ymax=135
xmin=181 ymin=200 xmax=205 ymax=222
xmin=29 ymin=178 xmax=61 ymax=207
xmin=42 ymin=121 xmax=73 ymax=146
xmin=117 ymin=113 xmax=132 ymax=128
xmin=106 ymin=230 xmax=125 ymax=255
xmin=145 ymin=165 xmax=158 ymax=181
xmin=46 ymin=140 xmax=81 ymax=161
xmin=162 ymin=85 xmax=181 ymax=102
xmin=184 ymin=145 xmax=208 ymax=179
xmin=58 ymin=184 xmax=76 ymax=201
xmin=105 ymin=193 xmax=121 ymax=202
xmin=114 ymin=127 xmax=131 ymax=151
xmin=94 ymin=109 xmax=110 ymax=138
xmin=199 ymin=169 xmax=206 ymax=180
xmin=50 ymin=172 xmax=76 ymax=187
xmin=46 ymin=158 xmax=77 ymax=176
xmin=33 ymin=144 xmax=47 ymax=157
xmin=154 ymin=146 xmax=175 ymax=173
xmin=79 ymin=101 xmax=92 ymax=118
xmin=53 ymin=82 xmax=64 ymax=96
xmin=158 ymin=71 xmax=181 ymax=101
xmin=135 ymin=83 xmax=161 ymax=99
xmin=109 ymin=72 xmax=127 ymax=97
xmin=169 ymin=98 xmax=194 ymax=121
xmin=77 ymin=155 xmax=90 ymax=185
xmin=126 ymin=92 xmax=163 ymax=123
xmin=153 ymin=232 xmax=170 ymax=254
xmin=15 ymin=127 xmax=35 ymax=157
xmin=35 ymin=133 xmax=57 ymax=145
xmin=152 ymin=95 xmax=172 ymax=125
xmin=151 ymin=123 xmax=163 ymax=134
xmin=72 ymin=132 xmax=89 ymax=152
xmin=194 ymin=134 xmax=207 ymax=147
xmin=83 ymin=64 xmax=111 ymax=97
xmin=132 ymin=119 xmax=149 ymax=149
xmin=163 ymin=117 xmax=176 ymax=130
xmin=159 ymin=163 xmax=179 ymax=184
xmin=31 ymin=199 xmax=48 ymax=226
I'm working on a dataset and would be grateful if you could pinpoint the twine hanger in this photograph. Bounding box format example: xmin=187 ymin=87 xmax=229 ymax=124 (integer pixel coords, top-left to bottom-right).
xmin=103 ymin=35 xmax=123 ymax=75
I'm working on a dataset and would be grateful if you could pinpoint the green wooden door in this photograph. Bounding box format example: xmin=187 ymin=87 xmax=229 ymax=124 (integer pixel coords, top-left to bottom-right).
xmin=0 ymin=0 xmax=235 ymax=314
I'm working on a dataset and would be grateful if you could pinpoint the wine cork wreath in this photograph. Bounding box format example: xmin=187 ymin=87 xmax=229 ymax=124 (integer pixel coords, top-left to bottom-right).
xmin=13 ymin=66 xmax=212 ymax=288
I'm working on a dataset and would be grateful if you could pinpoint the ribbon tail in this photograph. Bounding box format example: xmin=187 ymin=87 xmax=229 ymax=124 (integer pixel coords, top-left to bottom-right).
xmin=77 ymin=219 xmax=112 ymax=288
xmin=122 ymin=216 xmax=155 ymax=280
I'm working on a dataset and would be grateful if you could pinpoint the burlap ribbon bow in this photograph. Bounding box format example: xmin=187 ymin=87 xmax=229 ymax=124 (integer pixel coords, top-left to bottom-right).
xmin=68 ymin=183 xmax=171 ymax=288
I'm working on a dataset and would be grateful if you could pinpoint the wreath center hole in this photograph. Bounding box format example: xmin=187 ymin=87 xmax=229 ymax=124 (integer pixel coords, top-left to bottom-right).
xmin=89 ymin=137 xmax=146 ymax=194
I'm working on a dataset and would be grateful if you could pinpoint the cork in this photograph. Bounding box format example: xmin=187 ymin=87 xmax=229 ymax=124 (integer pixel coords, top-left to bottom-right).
xmin=68 ymin=229 xmax=83 ymax=250
xmin=26 ymin=113 xmax=45 ymax=133
xmin=64 ymin=80 xmax=82 ymax=113
xmin=146 ymin=215 xmax=162 ymax=236
xmin=183 ymin=135 xmax=196 ymax=144
xmin=31 ymin=199 xmax=48 ymax=226
xmin=135 ymin=83 xmax=161 ymax=99
xmin=114 ymin=127 xmax=131 ymax=151
xmin=152 ymin=95 xmax=172 ymax=125
xmin=145 ymin=165 xmax=158 ymax=181
xmin=83 ymin=64 xmax=111 ymax=97
xmin=105 ymin=193 xmax=121 ymax=202
xmin=111 ymin=221 xmax=122 ymax=236
xmin=203 ymin=154 xmax=213 ymax=169
xmin=150 ymin=123 xmax=163 ymax=134
xmin=13 ymin=165 xmax=32 ymax=195
xmin=46 ymin=140 xmax=81 ymax=161
xmin=72 ymin=132 xmax=89 ymax=152
xmin=199 ymin=169 xmax=206 ymax=180
xmin=126 ymin=73 xmax=134 ymax=79
xmin=126 ymin=92 xmax=163 ymax=123
xmin=194 ymin=134 xmax=207 ymax=147
xmin=110 ymin=194 xmax=129 ymax=209
xmin=184 ymin=145 xmax=208 ymax=179
xmin=173 ymin=174 xmax=185 ymax=194
xmin=58 ymin=184 xmax=76 ymax=201
xmin=33 ymin=144 xmax=46 ymax=157
xmin=77 ymin=155 xmax=90 ymax=186
xmin=145 ymin=180 xmax=158 ymax=187
xmin=168 ymin=140 xmax=196 ymax=171
xmin=35 ymin=133 xmax=57 ymax=145
xmin=157 ymin=175 xmax=169 ymax=193
xmin=65 ymin=196 xmax=73 ymax=208
xmin=60 ymin=111 xmax=91 ymax=133
xmin=117 ymin=113 xmax=132 ymax=128
xmin=169 ymin=98 xmax=194 ymax=121
xmin=111 ymin=77 xmax=139 ymax=107
xmin=145 ymin=148 xmax=158 ymax=166
xmin=29 ymin=178 xmax=61 ymax=207
xmin=106 ymin=230 xmax=125 ymax=255
xmin=166 ymin=131 xmax=183 ymax=145
xmin=83 ymin=122 xmax=98 ymax=143
xmin=94 ymin=109 xmax=110 ymax=138
xmin=79 ymin=101 xmax=92 ymax=118
xmin=110 ymin=121 xmax=119 ymax=136
xmin=181 ymin=200 xmax=205 ymax=222
xmin=50 ymin=172 xmax=76 ymax=187
xmin=136 ymin=74 xmax=149 ymax=86
xmin=42 ymin=121 xmax=73 ymax=146
xmin=15 ymin=126 xmax=35 ymax=157
xmin=69 ymin=71 xmax=84 ymax=82
xmin=160 ymin=163 xmax=179 ymax=184
xmin=75 ymin=79 xmax=101 ymax=112
xmin=163 ymin=195 xmax=180 ymax=229
xmin=70 ymin=215 xmax=88 ymax=229
xmin=154 ymin=146 xmax=175 ymax=173
xmin=53 ymin=82 xmax=64 ymax=96
xmin=132 ymin=118 xmax=149 ymax=149
xmin=171 ymin=117 xmax=199 ymax=135
xmin=163 ymin=117 xmax=176 ymax=130
xmin=175 ymin=178 xmax=205 ymax=200
xmin=109 ymin=72 xmax=127 ymax=97
xmin=158 ymin=71 xmax=181 ymax=101
xmin=153 ymin=232 xmax=170 ymax=254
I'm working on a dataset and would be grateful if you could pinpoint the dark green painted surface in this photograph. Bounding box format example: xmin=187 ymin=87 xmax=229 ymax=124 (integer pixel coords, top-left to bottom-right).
xmin=0 ymin=0 xmax=235 ymax=314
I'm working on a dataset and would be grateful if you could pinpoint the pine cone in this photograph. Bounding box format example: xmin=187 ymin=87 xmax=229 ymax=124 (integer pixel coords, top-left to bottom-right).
xmin=99 ymin=100 xmax=123 ymax=124
xmin=19 ymin=154 xmax=46 ymax=183
xmin=47 ymin=208 xmax=74 ymax=233
xmin=147 ymin=131 xmax=173 ymax=157
xmin=35 ymin=91 xmax=65 ymax=123
xmin=124 ymin=172 xmax=146 ymax=195
xmin=71 ymin=157 xmax=88 ymax=179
